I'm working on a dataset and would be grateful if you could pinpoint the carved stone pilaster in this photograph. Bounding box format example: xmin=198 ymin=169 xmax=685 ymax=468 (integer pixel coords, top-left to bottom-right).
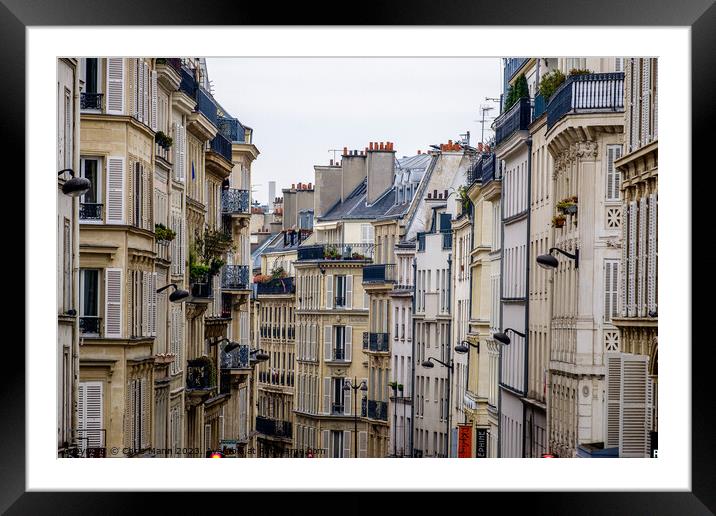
xmin=575 ymin=141 xmax=598 ymax=161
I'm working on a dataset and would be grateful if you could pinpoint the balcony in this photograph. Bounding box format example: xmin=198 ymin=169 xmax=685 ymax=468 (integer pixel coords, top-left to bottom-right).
xmin=362 ymin=264 xmax=396 ymax=284
xmin=481 ymin=153 xmax=499 ymax=184
xmin=533 ymin=94 xmax=546 ymax=120
xmin=332 ymin=347 xmax=346 ymax=361
xmin=80 ymin=92 xmax=103 ymax=111
xmin=255 ymin=416 xmax=292 ymax=439
xmin=220 ymin=344 xmax=251 ymax=370
xmin=296 ymin=243 xmax=373 ymax=261
xmin=221 ymin=265 xmax=250 ymax=291
xmin=546 ymin=72 xmax=625 ymax=130
xmin=186 ymin=358 xmax=216 ymax=391
xmin=196 ymin=88 xmax=218 ymax=128
xmin=190 ymin=275 xmax=213 ymax=299
xmin=79 ymin=316 xmax=101 ymax=335
xmin=210 ymin=133 xmax=232 ymax=162
xmin=367 ymin=400 xmax=388 ymax=421
xmin=155 ymin=239 xmax=171 ymax=262
xmin=79 ymin=203 xmax=103 ymax=221
xmin=334 ymin=296 xmax=346 ymax=308
xmin=256 ymin=277 xmax=295 ymax=295
xmin=222 ymin=188 xmax=250 ymax=215
xmin=218 ymin=116 xmax=247 ymax=143
xmin=505 ymin=58 xmax=529 ymax=82
xmin=331 ymin=402 xmax=345 ymax=415
xmin=179 ymin=67 xmax=197 ymax=99
xmin=363 ymin=332 xmax=389 ymax=352
xmin=441 ymin=229 xmax=453 ymax=250
xmin=494 ymin=97 xmax=531 ymax=147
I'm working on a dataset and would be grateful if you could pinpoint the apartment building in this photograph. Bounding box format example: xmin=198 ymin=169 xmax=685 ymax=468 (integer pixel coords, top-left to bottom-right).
xmin=57 ymin=57 xmax=81 ymax=457
xmin=464 ymin=151 xmax=502 ymax=458
xmin=611 ymin=57 xmax=658 ymax=458
xmin=538 ymin=57 xmax=626 ymax=458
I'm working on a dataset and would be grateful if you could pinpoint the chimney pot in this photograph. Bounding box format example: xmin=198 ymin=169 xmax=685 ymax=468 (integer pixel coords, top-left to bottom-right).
xmin=330 ymin=159 xmax=333 ymax=166
xmin=369 ymin=142 xmax=374 ymax=150
xmin=427 ymin=193 xmax=432 ymax=199
xmin=308 ymin=182 xmax=312 ymax=189
xmin=379 ymin=142 xmax=384 ymax=150
xmin=433 ymin=189 xmax=438 ymax=198
xmin=291 ymin=183 xmax=295 ymax=189
xmin=343 ymin=146 xmax=348 ymax=155
xmin=444 ymin=189 xmax=448 ymax=198
xmin=417 ymin=149 xmax=421 ymax=154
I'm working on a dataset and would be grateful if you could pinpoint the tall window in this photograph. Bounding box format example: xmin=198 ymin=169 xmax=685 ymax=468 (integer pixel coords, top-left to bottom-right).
xmin=331 ymin=430 xmax=344 ymax=458
xmin=334 ymin=275 xmax=346 ymax=307
xmin=80 ymin=157 xmax=103 ymax=221
xmin=63 ymin=219 xmax=71 ymax=311
xmin=332 ymin=377 xmax=345 ymax=414
xmin=334 ymin=326 xmax=346 ymax=360
xmin=84 ymin=58 xmax=99 ymax=94
xmin=80 ymin=269 xmax=100 ymax=335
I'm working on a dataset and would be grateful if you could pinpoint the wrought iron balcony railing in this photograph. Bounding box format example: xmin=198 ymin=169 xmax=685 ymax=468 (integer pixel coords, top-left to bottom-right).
xmin=442 ymin=229 xmax=453 ymax=250
xmin=79 ymin=203 xmax=103 ymax=221
xmin=256 ymin=277 xmax=295 ymax=295
xmin=533 ymin=94 xmax=546 ymax=120
xmin=80 ymin=92 xmax=103 ymax=110
xmin=210 ymin=132 xmax=232 ymax=162
xmin=221 ymin=188 xmax=250 ymax=215
xmin=367 ymin=399 xmax=388 ymax=421
xmin=331 ymin=347 xmax=346 ymax=361
xmin=494 ymin=97 xmax=531 ymax=146
xmin=334 ymin=296 xmax=346 ymax=307
xmin=546 ymin=72 xmax=625 ymax=130
xmin=220 ymin=344 xmax=251 ymax=369
xmin=221 ymin=264 xmax=250 ymax=290
xmin=505 ymin=58 xmax=529 ymax=82
xmin=79 ymin=316 xmax=101 ymax=335
xmin=364 ymin=332 xmax=389 ymax=352
xmin=297 ymin=243 xmax=374 ymax=261
xmin=190 ymin=275 xmax=213 ymax=298
xmin=362 ymin=264 xmax=396 ymax=283
xmin=196 ymin=87 xmax=218 ymax=127
xmin=331 ymin=402 xmax=345 ymax=415
xmin=255 ymin=416 xmax=293 ymax=438
xmin=179 ymin=67 xmax=197 ymax=98
xmin=217 ymin=116 xmax=248 ymax=143
xmin=186 ymin=358 xmax=216 ymax=390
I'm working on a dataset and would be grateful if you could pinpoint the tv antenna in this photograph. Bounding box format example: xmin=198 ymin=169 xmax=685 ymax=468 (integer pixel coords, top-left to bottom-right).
xmin=328 ymin=149 xmax=343 ymax=164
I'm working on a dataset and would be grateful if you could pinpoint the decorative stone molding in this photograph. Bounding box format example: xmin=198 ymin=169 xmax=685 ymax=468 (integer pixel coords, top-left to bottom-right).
xmin=575 ymin=141 xmax=598 ymax=160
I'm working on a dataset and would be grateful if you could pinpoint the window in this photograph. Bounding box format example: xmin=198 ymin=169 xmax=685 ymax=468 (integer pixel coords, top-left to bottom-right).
xmin=78 ymin=381 xmax=103 ymax=450
xmin=334 ymin=326 xmax=346 ymax=360
xmin=605 ymin=145 xmax=623 ymax=202
xmin=331 ymin=430 xmax=344 ymax=458
xmin=84 ymin=58 xmax=99 ymax=94
xmin=361 ymin=224 xmax=374 ymax=244
xmin=604 ymin=260 xmax=619 ymax=322
xmin=63 ymin=219 xmax=71 ymax=311
xmin=334 ymin=275 xmax=346 ymax=307
xmin=80 ymin=269 xmax=100 ymax=335
xmin=332 ymin=377 xmax=345 ymax=414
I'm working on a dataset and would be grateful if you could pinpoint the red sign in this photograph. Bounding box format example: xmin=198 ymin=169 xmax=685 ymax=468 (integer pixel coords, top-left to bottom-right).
xmin=457 ymin=424 xmax=472 ymax=458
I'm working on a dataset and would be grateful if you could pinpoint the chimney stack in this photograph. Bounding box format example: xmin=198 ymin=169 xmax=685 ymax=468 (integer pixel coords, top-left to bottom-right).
xmin=343 ymin=146 xmax=348 ymax=156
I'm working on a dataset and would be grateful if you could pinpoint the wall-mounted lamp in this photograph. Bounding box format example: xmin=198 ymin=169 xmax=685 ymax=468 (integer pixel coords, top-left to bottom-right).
xmin=454 ymin=340 xmax=479 ymax=354
xmin=536 ymin=247 xmax=579 ymax=269
xmin=156 ymin=283 xmax=190 ymax=303
xmin=58 ymin=168 xmax=91 ymax=197
xmin=492 ymin=328 xmax=526 ymax=345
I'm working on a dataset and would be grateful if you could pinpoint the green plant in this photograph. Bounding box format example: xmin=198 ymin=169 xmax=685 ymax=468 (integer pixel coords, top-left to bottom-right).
xmin=538 ymin=69 xmax=566 ymax=100
xmin=194 ymin=228 xmax=235 ymax=264
xmin=154 ymin=130 xmax=173 ymax=150
xmin=154 ymin=223 xmax=176 ymax=242
xmin=457 ymin=185 xmax=471 ymax=214
xmin=209 ymin=257 xmax=225 ymax=276
xmin=351 ymin=252 xmax=366 ymax=260
xmin=192 ymin=355 xmax=217 ymax=388
xmin=156 ymin=58 xmax=167 ymax=65
xmin=324 ymin=245 xmax=340 ymax=259
xmin=568 ymin=68 xmax=593 ymax=76
xmin=552 ymin=214 xmax=566 ymax=228
xmin=504 ymin=73 xmax=529 ymax=111
xmin=389 ymin=381 xmax=398 ymax=390
xmin=190 ymin=262 xmax=211 ymax=281
xmin=397 ymin=384 xmax=404 ymax=391
xmin=270 ymin=265 xmax=286 ymax=279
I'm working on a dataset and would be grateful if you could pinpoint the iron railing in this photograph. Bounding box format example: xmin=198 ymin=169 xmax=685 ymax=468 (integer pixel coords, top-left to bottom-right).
xmin=364 ymin=332 xmax=389 ymax=352
xmin=79 ymin=316 xmax=101 ymax=335
xmin=221 ymin=188 xmax=250 ymax=215
xmin=190 ymin=275 xmax=213 ymax=298
xmin=221 ymin=265 xmax=250 ymax=290
xmin=161 ymin=58 xmax=183 ymax=75
xmin=331 ymin=402 xmax=345 ymax=415
xmin=494 ymin=97 xmax=531 ymax=146
xmin=533 ymin=94 xmax=546 ymax=120
xmin=80 ymin=92 xmax=103 ymax=110
xmin=482 ymin=153 xmax=499 ymax=184
xmin=332 ymin=347 xmax=346 ymax=361
xmin=220 ymin=344 xmax=251 ymax=369
xmin=179 ymin=67 xmax=197 ymax=98
xmin=218 ymin=116 xmax=246 ymax=143
xmin=367 ymin=400 xmax=388 ymax=421
xmin=505 ymin=58 xmax=529 ymax=82
xmin=210 ymin=133 xmax=232 ymax=162
xmin=79 ymin=203 xmax=103 ymax=221
xmin=334 ymin=296 xmax=346 ymax=307
xmin=255 ymin=416 xmax=292 ymax=438
xmin=196 ymin=88 xmax=218 ymax=127
xmin=297 ymin=243 xmax=373 ymax=261
xmin=546 ymin=72 xmax=625 ymax=129
xmin=362 ymin=264 xmax=396 ymax=283
xmin=442 ymin=229 xmax=453 ymax=250
xmin=186 ymin=359 xmax=215 ymax=390
xmin=256 ymin=277 xmax=295 ymax=295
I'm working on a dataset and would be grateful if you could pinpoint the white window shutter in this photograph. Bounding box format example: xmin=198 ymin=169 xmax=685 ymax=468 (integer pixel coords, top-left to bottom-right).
xmin=647 ymin=194 xmax=657 ymax=313
xmin=150 ymin=272 xmax=157 ymax=336
xmin=141 ymin=377 xmax=149 ymax=449
xmin=344 ymin=380 xmax=351 ymax=416
xmin=138 ymin=60 xmax=146 ymax=123
xmin=324 ymin=325 xmax=332 ymax=361
xmin=204 ymin=424 xmax=211 ymax=454
xmin=79 ymin=381 xmax=104 ymax=448
xmin=620 ymin=354 xmax=649 ymax=457
xmin=345 ymin=275 xmax=353 ymax=309
xmin=358 ymin=431 xmax=368 ymax=458
xmin=605 ymin=353 xmax=622 ymax=449
xmin=620 ymin=203 xmax=628 ymax=317
xmin=106 ymin=157 xmax=125 ymax=224
xmin=105 ymin=268 xmax=123 ymax=338
xmin=343 ymin=430 xmax=351 ymax=458
xmin=105 ymin=58 xmax=125 ymax=115
xmin=322 ymin=377 xmax=330 ymax=415
xmin=325 ymin=274 xmax=333 ymax=309
xmin=641 ymin=59 xmax=651 ymax=145
xmin=142 ymin=271 xmax=149 ymax=336
xmin=638 ymin=197 xmax=647 ymax=317
xmin=604 ymin=261 xmax=618 ymax=323
xmin=627 ymin=201 xmax=637 ymax=317
xmin=344 ymin=326 xmax=352 ymax=362
xmin=322 ymin=430 xmax=329 ymax=457
xmin=151 ymin=70 xmax=158 ymax=131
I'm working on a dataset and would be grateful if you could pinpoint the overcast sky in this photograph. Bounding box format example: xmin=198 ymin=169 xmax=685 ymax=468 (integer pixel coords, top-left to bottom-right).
xmin=206 ymin=58 xmax=502 ymax=206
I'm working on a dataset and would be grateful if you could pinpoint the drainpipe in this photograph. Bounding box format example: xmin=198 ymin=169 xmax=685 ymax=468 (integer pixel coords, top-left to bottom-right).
xmin=410 ymin=256 xmax=417 ymax=456
xmin=497 ymin=158 xmax=505 ymax=458
xmin=71 ymin=60 xmax=81 ymax=451
xmin=522 ymin=137 xmax=533 ymax=457
xmin=446 ymin=252 xmax=452 ymax=456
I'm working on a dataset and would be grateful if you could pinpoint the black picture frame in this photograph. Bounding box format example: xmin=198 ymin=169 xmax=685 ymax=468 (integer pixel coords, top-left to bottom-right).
xmin=7 ymin=0 xmax=712 ymax=511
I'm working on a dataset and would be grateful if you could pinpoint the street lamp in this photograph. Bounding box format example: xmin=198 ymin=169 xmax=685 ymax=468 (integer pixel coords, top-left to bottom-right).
xmin=58 ymin=168 xmax=91 ymax=197
xmin=343 ymin=377 xmax=368 ymax=458
xmin=492 ymin=328 xmax=526 ymax=345
xmin=250 ymin=348 xmax=270 ymax=363
xmin=421 ymin=357 xmax=454 ymax=457
xmin=536 ymin=247 xmax=579 ymax=269
xmin=212 ymin=337 xmax=240 ymax=353
xmin=454 ymin=339 xmax=479 ymax=354
xmin=156 ymin=283 xmax=190 ymax=303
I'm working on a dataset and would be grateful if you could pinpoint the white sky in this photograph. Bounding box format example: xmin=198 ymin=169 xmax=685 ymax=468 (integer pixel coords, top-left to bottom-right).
xmin=206 ymin=57 xmax=502 ymax=206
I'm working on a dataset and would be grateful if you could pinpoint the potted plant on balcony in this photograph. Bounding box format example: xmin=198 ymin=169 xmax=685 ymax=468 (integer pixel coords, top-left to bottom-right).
xmin=504 ymin=73 xmax=529 ymax=111
xmin=209 ymin=257 xmax=225 ymax=276
xmin=538 ymin=69 xmax=566 ymax=101
xmin=552 ymin=214 xmax=566 ymax=228
xmin=253 ymin=274 xmax=271 ymax=284
xmin=556 ymin=198 xmax=578 ymax=215
xmin=154 ymin=130 xmax=173 ymax=150
xmin=397 ymin=384 xmax=404 ymax=393
xmin=351 ymin=252 xmax=366 ymax=260
xmin=324 ymin=245 xmax=340 ymax=260
xmin=568 ymin=68 xmax=593 ymax=77
xmin=154 ymin=223 xmax=176 ymax=242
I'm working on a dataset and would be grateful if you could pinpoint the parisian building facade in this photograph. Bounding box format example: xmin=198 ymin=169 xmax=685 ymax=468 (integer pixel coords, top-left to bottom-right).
xmin=58 ymin=56 xmax=656 ymax=459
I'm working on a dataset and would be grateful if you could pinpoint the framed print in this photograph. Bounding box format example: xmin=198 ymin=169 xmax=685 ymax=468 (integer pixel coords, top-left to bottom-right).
xmin=7 ymin=0 xmax=713 ymax=511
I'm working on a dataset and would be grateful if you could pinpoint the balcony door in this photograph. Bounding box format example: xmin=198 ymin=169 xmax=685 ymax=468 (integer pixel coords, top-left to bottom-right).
xmin=334 ymin=275 xmax=346 ymax=307
xmin=80 ymin=269 xmax=100 ymax=335
xmin=80 ymin=157 xmax=103 ymax=222
xmin=80 ymin=58 xmax=103 ymax=111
